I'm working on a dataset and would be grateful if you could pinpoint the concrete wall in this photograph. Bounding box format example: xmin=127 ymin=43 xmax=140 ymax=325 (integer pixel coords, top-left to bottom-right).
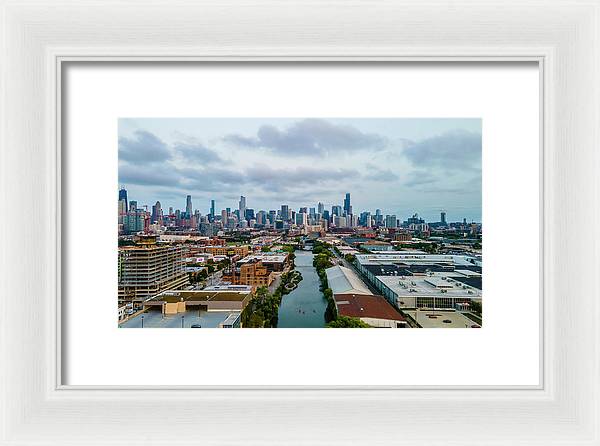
xmin=361 ymin=317 xmax=407 ymax=328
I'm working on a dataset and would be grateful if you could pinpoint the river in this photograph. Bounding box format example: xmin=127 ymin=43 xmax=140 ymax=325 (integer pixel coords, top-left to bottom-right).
xmin=277 ymin=250 xmax=327 ymax=328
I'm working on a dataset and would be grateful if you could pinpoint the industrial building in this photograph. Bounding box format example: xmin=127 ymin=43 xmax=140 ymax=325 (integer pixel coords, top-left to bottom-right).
xmin=354 ymin=253 xmax=482 ymax=311
xmin=142 ymin=289 xmax=252 ymax=313
xmin=334 ymin=293 xmax=407 ymax=328
xmin=325 ymin=265 xmax=372 ymax=295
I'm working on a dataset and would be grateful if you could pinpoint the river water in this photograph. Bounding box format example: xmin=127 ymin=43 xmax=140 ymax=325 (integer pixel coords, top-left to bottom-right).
xmin=277 ymin=250 xmax=327 ymax=328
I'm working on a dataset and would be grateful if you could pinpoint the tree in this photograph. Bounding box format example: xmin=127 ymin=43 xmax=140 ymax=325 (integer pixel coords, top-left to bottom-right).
xmin=261 ymin=246 xmax=271 ymax=252
xmin=470 ymin=300 xmax=482 ymax=315
xmin=327 ymin=316 xmax=370 ymax=328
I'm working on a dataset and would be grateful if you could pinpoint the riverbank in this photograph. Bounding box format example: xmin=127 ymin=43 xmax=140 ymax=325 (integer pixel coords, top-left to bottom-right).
xmin=277 ymin=250 xmax=327 ymax=328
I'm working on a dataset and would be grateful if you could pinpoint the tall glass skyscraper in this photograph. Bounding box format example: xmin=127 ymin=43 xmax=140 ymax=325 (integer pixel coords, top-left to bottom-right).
xmin=239 ymin=196 xmax=246 ymax=221
xmin=185 ymin=195 xmax=193 ymax=217
xmin=343 ymin=192 xmax=351 ymax=216
xmin=119 ymin=188 xmax=128 ymax=211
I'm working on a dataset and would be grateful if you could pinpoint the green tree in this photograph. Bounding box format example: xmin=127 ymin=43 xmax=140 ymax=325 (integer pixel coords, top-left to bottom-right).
xmin=470 ymin=300 xmax=482 ymax=315
xmin=327 ymin=316 xmax=370 ymax=328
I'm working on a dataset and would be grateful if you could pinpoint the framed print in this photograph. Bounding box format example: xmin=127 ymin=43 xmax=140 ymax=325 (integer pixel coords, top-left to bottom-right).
xmin=1 ymin=1 xmax=599 ymax=445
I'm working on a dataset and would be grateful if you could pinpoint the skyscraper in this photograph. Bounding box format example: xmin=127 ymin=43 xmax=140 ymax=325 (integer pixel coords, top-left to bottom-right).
xmin=186 ymin=195 xmax=193 ymax=217
xmin=375 ymin=209 xmax=383 ymax=225
xmin=385 ymin=214 xmax=397 ymax=228
xmin=281 ymin=204 xmax=289 ymax=222
xmin=441 ymin=211 xmax=447 ymax=225
xmin=210 ymin=200 xmax=216 ymax=219
xmin=268 ymin=210 xmax=277 ymax=224
xmin=317 ymin=202 xmax=324 ymax=215
xmin=239 ymin=196 xmax=246 ymax=221
xmin=119 ymin=188 xmax=128 ymax=212
xmin=151 ymin=201 xmax=162 ymax=224
xmin=343 ymin=193 xmax=351 ymax=216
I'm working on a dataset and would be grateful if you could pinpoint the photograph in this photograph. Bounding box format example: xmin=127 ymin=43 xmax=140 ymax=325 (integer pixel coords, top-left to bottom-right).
xmin=117 ymin=118 xmax=482 ymax=328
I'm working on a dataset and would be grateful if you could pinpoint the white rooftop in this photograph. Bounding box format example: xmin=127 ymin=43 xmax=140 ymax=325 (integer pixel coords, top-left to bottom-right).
xmin=376 ymin=275 xmax=482 ymax=298
xmin=356 ymin=253 xmax=482 ymax=268
xmin=404 ymin=309 xmax=480 ymax=328
xmin=325 ymin=266 xmax=372 ymax=296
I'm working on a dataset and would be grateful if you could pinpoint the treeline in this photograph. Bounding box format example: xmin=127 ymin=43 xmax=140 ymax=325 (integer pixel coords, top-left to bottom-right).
xmin=312 ymin=242 xmax=337 ymax=323
xmin=241 ymin=271 xmax=303 ymax=328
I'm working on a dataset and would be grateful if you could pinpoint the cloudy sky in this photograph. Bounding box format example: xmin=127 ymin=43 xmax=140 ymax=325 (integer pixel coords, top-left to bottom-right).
xmin=118 ymin=118 xmax=482 ymax=222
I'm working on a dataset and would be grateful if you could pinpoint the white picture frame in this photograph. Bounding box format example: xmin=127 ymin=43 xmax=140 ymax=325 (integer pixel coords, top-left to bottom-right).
xmin=1 ymin=1 xmax=598 ymax=444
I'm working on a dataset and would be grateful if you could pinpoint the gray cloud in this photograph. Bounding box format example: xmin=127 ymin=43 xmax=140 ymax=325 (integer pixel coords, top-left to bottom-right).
xmin=244 ymin=164 xmax=359 ymax=189
xmin=403 ymin=130 xmax=481 ymax=171
xmin=119 ymin=130 xmax=171 ymax=164
xmin=119 ymin=164 xmax=180 ymax=187
xmin=175 ymin=142 xmax=223 ymax=164
xmin=224 ymin=118 xmax=386 ymax=156
xmin=364 ymin=163 xmax=399 ymax=181
xmin=404 ymin=171 xmax=439 ymax=188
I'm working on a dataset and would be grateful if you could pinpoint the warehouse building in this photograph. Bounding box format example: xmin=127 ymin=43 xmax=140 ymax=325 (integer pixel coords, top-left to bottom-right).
xmin=334 ymin=293 xmax=407 ymax=328
xmin=325 ymin=265 xmax=372 ymax=296
xmin=354 ymin=254 xmax=482 ymax=311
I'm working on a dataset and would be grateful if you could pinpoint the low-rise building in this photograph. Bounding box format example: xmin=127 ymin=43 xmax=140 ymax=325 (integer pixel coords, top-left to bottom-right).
xmin=237 ymin=252 xmax=289 ymax=272
xmin=334 ymin=293 xmax=407 ymax=328
xmin=354 ymin=253 xmax=482 ymax=311
xmin=143 ymin=289 xmax=252 ymax=313
xmin=201 ymin=245 xmax=251 ymax=257
xmin=222 ymin=259 xmax=275 ymax=287
xmin=325 ymin=265 xmax=372 ymax=296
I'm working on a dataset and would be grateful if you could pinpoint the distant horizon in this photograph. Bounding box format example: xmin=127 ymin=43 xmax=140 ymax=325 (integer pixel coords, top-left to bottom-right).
xmin=119 ymin=118 xmax=482 ymax=222
xmin=118 ymin=188 xmax=481 ymax=224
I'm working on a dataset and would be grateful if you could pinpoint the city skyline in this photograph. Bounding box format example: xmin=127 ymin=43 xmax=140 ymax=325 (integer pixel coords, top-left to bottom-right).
xmin=120 ymin=188 xmax=479 ymax=225
xmin=118 ymin=118 xmax=482 ymax=222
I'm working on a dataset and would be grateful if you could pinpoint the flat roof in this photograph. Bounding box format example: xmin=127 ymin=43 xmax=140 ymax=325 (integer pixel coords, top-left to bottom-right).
xmin=120 ymin=310 xmax=240 ymax=328
xmin=404 ymin=309 xmax=480 ymax=328
xmin=376 ymin=275 xmax=482 ymax=298
xmin=356 ymin=253 xmax=482 ymax=268
xmin=146 ymin=290 xmax=251 ymax=303
xmin=423 ymin=277 xmax=454 ymax=289
xmin=334 ymin=293 xmax=405 ymax=322
xmin=204 ymin=285 xmax=253 ymax=292
xmin=238 ymin=253 xmax=288 ymax=263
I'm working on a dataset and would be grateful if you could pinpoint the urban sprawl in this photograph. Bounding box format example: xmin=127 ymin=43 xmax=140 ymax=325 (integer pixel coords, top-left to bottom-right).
xmin=118 ymin=188 xmax=482 ymax=328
